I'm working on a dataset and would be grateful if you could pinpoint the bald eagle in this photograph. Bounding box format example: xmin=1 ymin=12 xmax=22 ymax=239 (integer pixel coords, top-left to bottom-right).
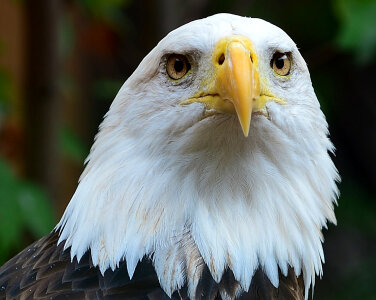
xmin=0 ymin=14 xmax=339 ymax=300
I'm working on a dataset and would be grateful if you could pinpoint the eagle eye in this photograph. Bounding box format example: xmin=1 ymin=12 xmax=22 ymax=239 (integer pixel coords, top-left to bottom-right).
xmin=271 ymin=52 xmax=291 ymax=76
xmin=166 ymin=54 xmax=191 ymax=80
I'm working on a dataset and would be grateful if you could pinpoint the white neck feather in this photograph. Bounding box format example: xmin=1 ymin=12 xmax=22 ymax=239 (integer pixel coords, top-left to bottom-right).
xmin=57 ymin=89 xmax=339 ymax=299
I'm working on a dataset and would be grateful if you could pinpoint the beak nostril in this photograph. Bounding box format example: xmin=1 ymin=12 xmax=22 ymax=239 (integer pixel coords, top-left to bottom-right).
xmin=218 ymin=54 xmax=225 ymax=65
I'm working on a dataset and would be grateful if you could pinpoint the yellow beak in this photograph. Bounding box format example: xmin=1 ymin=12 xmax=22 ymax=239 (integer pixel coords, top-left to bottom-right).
xmin=214 ymin=38 xmax=260 ymax=136
xmin=180 ymin=36 xmax=261 ymax=137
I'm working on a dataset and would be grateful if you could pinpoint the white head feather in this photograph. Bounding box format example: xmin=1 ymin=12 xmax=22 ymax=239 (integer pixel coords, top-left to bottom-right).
xmin=57 ymin=13 xmax=339 ymax=299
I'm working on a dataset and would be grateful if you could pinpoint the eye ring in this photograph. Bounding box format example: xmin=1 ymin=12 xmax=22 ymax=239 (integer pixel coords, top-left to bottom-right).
xmin=166 ymin=54 xmax=191 ymax=80
xmin=271 ymin=52 xmax=291 ymax=76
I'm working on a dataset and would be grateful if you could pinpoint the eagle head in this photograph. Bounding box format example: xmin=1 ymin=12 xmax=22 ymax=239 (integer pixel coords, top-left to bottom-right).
xmin=57 ymin=13 xmax=339 ymax=299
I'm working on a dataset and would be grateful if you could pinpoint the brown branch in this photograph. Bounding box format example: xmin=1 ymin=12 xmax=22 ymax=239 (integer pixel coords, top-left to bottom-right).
xmin=23 ymin=0 xmax=61 ymax=203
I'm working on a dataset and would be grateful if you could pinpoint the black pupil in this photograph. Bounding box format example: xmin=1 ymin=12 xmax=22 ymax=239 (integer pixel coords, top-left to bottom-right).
xmin=174 ymin=59 xmax=184 ymax=72
xmin=275 ymin=57 xmax=285 ymax=69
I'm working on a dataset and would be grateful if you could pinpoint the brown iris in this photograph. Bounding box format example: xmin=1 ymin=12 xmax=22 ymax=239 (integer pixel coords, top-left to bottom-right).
xmin=166 ymin=54 xmax=190 ymax=80
xmin=271 ymin=52 xmax=291 ymax=76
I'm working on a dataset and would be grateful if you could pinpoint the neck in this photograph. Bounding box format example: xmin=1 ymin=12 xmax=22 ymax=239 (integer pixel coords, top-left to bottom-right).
xmin=57 ymin=102 xmax=339 ymax=299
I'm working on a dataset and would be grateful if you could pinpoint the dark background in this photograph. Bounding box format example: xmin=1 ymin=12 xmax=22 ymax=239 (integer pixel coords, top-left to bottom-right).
xmin=0 ymin=0 xmax=375 ymax=299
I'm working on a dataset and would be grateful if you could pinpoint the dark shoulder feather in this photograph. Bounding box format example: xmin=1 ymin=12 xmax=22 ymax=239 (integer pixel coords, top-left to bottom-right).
xmin=185 ymin=264 xmax=305 ymax=300
xmin=0 ymin=231 xmax=170 ymax=300
xmin=0 ymin=231 xmax=305 ymax=300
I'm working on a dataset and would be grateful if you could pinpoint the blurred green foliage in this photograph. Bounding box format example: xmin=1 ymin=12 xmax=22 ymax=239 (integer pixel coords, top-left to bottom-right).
xmin=0 ymin=69 xmax=11 ymax=117
xmin=322 ymin=255 xmax=376 ymax=300
xmin=93 ymin=78 xmax=123 ymax=102
xmin=78 ymin=0 xmax=131 ymax=26
xmin=0 ymin=60 xmax=55 ymax=264
xmin=0 ymin=159 xmax=55 ymax=265
xmin=59 ymin=13 xmax=75 ymax=59
xmin=337 ymin=179 xmax=376 ymax=234
xmin=334 ymin=0 xmax=376 ymax=63
xmin=60 ymin=126 xmax=89 ymax=164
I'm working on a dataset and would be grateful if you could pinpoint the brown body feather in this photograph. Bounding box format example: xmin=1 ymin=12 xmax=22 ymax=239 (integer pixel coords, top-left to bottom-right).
xmin=0 ymin=231 xmax=304 ymax=300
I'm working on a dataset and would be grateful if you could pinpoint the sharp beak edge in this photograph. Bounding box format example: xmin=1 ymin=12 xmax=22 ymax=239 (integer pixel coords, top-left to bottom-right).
xmin=214 ymin=38 xmax=260 ymax=136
